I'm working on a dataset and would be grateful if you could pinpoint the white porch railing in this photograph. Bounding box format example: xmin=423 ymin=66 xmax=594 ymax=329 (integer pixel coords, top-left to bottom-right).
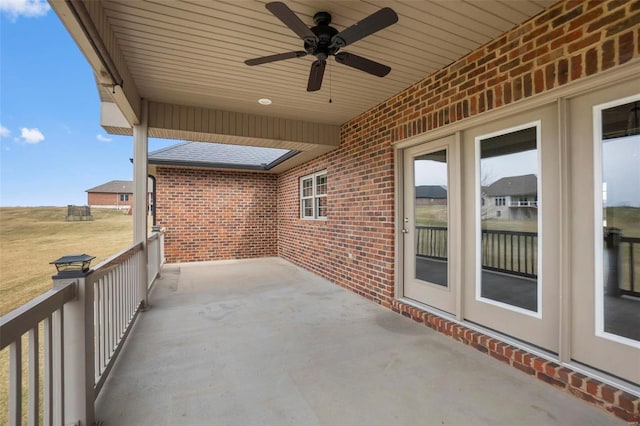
xmin=0 ymin=229 xmax=165 ymax=426
xmin=0 ymin=281 xmax=75 ymax=425
xmin=509 ymin=200 xmax=538 ymax=207
xmin=147 ymin=229 xmax=165 ymax=289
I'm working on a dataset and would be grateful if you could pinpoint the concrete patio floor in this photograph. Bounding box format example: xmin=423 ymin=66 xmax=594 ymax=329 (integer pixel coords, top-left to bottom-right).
xmin=95 ymin=257 xmax=622 ymax=425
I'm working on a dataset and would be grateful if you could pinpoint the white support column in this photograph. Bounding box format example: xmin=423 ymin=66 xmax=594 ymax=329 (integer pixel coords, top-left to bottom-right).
xmin=56 ymin=275 xmax=95 ymax=426
xmin=133 ymin=98 xmax=149 ymax=309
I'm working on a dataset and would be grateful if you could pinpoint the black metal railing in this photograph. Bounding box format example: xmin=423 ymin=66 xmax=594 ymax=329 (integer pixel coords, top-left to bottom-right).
xmin=605 ymin=227 xmax=640 ymax=298
xmin=481 ymin=229 xmax=537 ymax=278
xmin=621 ymin=236 xmax=640 ymax=296
xmin=415 ymin=226 xmax=447 ymax=260
xmin=415 ymin=226 xmax=538 ymax=278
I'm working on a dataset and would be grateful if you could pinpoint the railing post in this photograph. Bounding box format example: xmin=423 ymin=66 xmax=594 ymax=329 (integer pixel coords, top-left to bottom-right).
xmin=605 ymin=227 xmax=622 ymax=297
xmin=133 ymin=98 xmax=149 ymax=309
xmin=53 ymin=270 xmax=95 ymax=426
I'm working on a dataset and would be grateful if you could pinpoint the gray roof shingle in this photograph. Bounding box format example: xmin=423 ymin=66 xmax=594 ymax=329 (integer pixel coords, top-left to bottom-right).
xmin=416 ymin=185 xmax=447 ymax=198
xmin=86 ymin=180 xmax=133 ymax=193
xmin=485 ymin=174 xmax=537 ymax=196
xmin=147 ymin=142 xmax=296 ymax=170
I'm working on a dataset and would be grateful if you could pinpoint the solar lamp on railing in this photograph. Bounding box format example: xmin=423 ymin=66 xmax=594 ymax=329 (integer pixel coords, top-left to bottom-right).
xmin=50 ymin=253 xmax=96 ymax=278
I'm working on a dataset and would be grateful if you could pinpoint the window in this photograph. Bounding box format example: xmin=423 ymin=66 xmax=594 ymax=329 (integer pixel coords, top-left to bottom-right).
xmin=495 ymin=196 xmax=506 ymax=206
xmin=300 ymin=171 xmax=327 ymax=219
xmin=120 ymin=194 xmax=129 ymax=202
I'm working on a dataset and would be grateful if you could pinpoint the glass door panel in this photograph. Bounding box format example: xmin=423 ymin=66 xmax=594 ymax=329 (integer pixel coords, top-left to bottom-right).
xmin=414 ymin=150 xmax=449 ymax=287
xmin=478 ymin=126 xmax=540 ymax=314
xmin=597 ymin=99 xmax=640 ymax=344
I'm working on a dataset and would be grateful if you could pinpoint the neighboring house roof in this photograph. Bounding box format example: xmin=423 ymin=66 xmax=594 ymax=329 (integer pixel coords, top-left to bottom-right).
xmin=485 ymin=174 xmax=537 ymax=196
xmin=416 ymin=185 xmax=447 ymax=199
xmin=86 ymin=180 xmax=133 ymax=194
xmin=147 ymin=142 xmax=298 ymax=171
xmin=86 ymin=180 xmax=152 ymax=194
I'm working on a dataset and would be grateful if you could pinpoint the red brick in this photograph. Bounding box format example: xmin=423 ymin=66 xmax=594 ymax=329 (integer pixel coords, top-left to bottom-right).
xmin=570 ymin=372 xmax=588 ymax=389
xmin=551 ymin=4 xmax=583 ymax=28
xmin=585 ymin=378 xmax=602 ymax=396
xmin=536 ymin=371 xmax=565 ymax=388
xmin=570 ymin=54 xmax=583 ymax=80
xmin=513 ymin=361 xmax=535 ymax=375
xmin=556 ymin=367 xmax=573 ymax=383
xmin=618 ymin=30 xmax=635 ymax=64
xmin=602 ymin=38 xmax=616 ymax=70
xmin=586 ymin=8 xmax=625 ymax=33
xmin=618 ymin=391 xmax=638 ymax=412
xmin=601 ymin=384 xmax=618 ymax=403
xmin=568 ymin=6 xmax=604 ymax=31
xmin=585 ymin=47 xmax=598 ymax=75
xmin=606 ymin=11 xmax=640 ymax=37
xmin=490 ymin=351 xmax=510 ymax=364
xmin=569 ymin=387 xmax=599 ymax=404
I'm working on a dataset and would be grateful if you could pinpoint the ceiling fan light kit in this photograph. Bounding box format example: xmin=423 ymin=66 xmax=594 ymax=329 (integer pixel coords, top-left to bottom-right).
xmin=245 ymin=2 xmax=398 ymax=92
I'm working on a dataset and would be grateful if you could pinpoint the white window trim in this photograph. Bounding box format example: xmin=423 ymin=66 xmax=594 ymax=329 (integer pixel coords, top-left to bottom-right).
xmin=300 ymin=170 xmax=327 ymax=220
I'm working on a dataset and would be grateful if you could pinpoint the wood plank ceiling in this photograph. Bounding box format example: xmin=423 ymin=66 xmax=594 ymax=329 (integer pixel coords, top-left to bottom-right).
xmin=100 ymin=0 xmax=556 ymax=126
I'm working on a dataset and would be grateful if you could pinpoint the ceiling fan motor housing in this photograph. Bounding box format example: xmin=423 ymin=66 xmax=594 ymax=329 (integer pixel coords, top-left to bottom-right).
xmin=305 ymin=11 xmax=339 ymax=60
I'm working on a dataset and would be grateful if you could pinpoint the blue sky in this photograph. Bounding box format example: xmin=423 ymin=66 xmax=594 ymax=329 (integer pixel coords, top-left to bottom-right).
xmin=0 ymin=1 xmax=173 ymax=206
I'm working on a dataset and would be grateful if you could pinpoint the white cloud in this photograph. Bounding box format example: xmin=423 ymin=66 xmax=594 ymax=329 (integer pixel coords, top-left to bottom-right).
xmin=20 ymin=127 xmax=44 ymax=144
xmin=0 ymin=0 xmax=50 ymax=20
xmin=97 ymin=134 xmax=112 ymax=142
xmin=0 ymin=125 xmax=10 ymax=138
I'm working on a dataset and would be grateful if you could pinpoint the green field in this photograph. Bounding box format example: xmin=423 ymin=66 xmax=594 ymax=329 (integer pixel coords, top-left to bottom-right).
xmin=416 ymin=205 xmax=640 ymax=235
xmin=0 ymin=207 xmax=134 ymax=424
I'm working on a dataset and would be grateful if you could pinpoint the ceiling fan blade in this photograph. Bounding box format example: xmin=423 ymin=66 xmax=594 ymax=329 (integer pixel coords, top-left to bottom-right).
xmin=307 ymin=60 xmax=326 ymax=92
xmin=331 ymin=7 xmax=398 ymax=48
xmin=245 ymin=51 xmax=307 ymax=66
xmin=335 ymin=52 xmax=391 ymax=77
xmin=266 ymin=2 xmax=318 ymax=46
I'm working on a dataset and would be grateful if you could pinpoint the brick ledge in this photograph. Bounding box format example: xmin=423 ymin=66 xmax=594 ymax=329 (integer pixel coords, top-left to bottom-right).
xmin=390 ymin=299 xmax=640 ymax=423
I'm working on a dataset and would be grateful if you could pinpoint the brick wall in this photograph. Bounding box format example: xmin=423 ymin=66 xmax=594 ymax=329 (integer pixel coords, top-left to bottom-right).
xmin=278 ymin=0 xmax=639 ymax=308
xmin=87 ymin=192 xmax=133 ymax=208
xmin=156 ymin=167 xmax=277 ymax=263
xmin=277 ymin=2 xmax=640 ymax=420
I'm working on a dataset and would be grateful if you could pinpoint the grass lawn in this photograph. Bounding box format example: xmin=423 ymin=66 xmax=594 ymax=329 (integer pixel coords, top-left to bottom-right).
xmin=0 ymin=207 xmax=134 ymax=316
xmin=0 ymin=207 xmax=134 ymax=424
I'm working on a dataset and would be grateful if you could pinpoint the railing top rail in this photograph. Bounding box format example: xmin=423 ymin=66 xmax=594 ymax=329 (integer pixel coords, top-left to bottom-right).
xmin=621 ymin=236 xmax=640 ymax=243
xmin=481 ymin=229 xmax=537 ymax=237
xmin=415 ymin=226 xmax=448 ymax=231
xmin=147 ymin=228 xmax=166 ymax=241
xmin=416 ymin=226 xmax=538 ymax=238
xmin=0 ymin=280 xmax=75 ymax=349
xmin=87 ymin=242 xmax=143 ymax=283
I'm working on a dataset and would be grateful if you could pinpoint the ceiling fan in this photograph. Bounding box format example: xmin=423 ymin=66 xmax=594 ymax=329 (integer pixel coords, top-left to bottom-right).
xmin=245 ymin=2 xmax=398 ymax=92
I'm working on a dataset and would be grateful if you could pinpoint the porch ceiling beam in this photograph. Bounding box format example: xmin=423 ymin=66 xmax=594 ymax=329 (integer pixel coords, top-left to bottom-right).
xmin=50 ymin=0 xmax=141 ymax=125
xmin=102 ymin=101 xmax=340 ymax=152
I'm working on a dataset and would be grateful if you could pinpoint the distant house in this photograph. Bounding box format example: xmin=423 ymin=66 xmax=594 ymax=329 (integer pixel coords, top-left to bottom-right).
xmin=483 ymin=174 xmax=537 ymax=220
xmin=415 ymin=185 xmax=447 ymax=206
xmin=86 ymin=180 xmax=153 ymax=211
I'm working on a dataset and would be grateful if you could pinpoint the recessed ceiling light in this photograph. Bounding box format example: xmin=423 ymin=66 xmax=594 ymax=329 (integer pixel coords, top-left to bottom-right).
xmin=258 ymin=98 xmax=272 ymax=105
